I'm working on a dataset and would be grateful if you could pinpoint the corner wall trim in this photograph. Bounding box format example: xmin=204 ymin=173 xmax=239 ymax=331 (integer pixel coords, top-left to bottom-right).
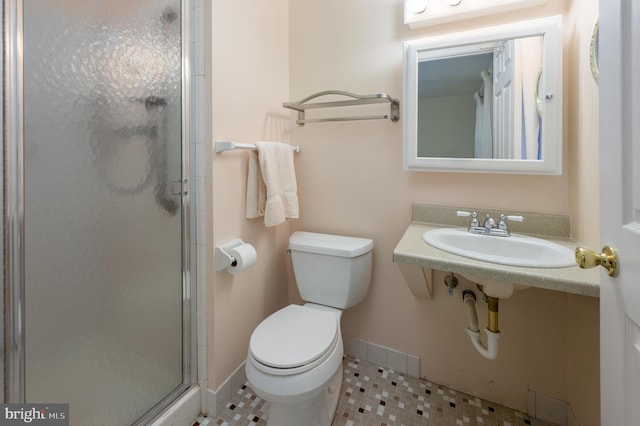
xmin=207 ymin=362 xmax=248 ymax=417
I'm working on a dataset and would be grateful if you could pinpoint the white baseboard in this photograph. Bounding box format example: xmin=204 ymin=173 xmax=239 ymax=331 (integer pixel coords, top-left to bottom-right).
xmin=207 ymin=361 xmax=248 ymax=417
xmin=528 ymin=389 xmax=576 ymax=426
xmin=567 ymin=405 xmax=580 ymax=426
xmin=150 ymin=387 xmax=201 ymax=426
xmin=207 ymin=338 xmax=582 ymax=426
xmin=344 ymin=335 xmax=421 ymax=378
xmin=203 ymin=337 xmax=419 ymax=419
xmin=204 ymin=336 xmax=421 ymax=418
xmin=347 ymin=336 xmax=581 ymax=425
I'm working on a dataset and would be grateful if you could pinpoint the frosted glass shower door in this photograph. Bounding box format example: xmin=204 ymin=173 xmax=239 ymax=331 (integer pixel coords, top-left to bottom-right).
xmin=22 ymin=1 xmax=186 ymax=424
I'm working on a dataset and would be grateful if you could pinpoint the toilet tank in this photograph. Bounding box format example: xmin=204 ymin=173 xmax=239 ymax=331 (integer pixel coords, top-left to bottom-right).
xmin=288 ymin=232 xmax=374 ymax=309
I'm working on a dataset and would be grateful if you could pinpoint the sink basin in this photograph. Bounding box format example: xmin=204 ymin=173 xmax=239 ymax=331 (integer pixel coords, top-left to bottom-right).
xmin=422 ymin=228 xmax=575 ymax=268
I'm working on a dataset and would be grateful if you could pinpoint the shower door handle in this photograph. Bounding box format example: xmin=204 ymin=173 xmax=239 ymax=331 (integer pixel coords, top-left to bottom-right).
xmin=172 ymin=178 xmax=188 ymax=196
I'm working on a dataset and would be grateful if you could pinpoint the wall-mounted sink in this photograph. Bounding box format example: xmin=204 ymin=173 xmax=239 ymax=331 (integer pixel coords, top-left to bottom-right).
xmin=394 ymin=205 xmax=600 ymax=299
xmin=422 ymin=228 xmax=575 ymax=268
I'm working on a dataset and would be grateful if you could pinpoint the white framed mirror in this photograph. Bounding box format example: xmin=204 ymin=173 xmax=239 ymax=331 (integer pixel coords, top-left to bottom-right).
xmin=403 ymin=15 xmax=563 ymax=174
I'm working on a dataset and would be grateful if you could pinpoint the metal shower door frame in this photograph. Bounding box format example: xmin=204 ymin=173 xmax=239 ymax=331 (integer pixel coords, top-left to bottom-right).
xmin=3 ymin=0 xmax=197 ymax=421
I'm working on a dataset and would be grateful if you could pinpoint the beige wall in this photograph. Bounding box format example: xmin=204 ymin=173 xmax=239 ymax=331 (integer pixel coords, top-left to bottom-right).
xmin=565 ymin=0 xmax=601 ymax=423
xmin=208 ymin=0 xmax=601 ymax=423
xmin=209 ymin=0 xmax=291 ymax=389
xmin=287 ymin=0 xmax=600 ymax=421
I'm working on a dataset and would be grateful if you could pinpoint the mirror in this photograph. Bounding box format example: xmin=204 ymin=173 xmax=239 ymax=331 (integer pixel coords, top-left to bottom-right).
xmin=403 ymin=15 xmax=563 ymax=174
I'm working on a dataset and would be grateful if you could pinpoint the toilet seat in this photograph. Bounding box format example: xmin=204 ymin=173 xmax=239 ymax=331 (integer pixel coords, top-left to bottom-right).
xmin=249 ymin=305 xmax=339 ymax=375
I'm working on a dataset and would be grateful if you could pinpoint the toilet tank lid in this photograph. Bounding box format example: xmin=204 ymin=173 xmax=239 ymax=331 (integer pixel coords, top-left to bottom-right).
xmin=289 ymin=231 xmax=374 ymax=257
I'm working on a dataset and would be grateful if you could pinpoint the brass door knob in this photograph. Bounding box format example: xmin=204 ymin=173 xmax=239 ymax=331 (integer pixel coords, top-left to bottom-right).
xmin=575 ymin=245 xmax=618 ymax=277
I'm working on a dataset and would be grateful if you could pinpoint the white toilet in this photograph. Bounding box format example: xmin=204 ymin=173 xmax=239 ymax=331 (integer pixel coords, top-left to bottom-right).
xmin=245 ymin=231 xmax=374 ymax=426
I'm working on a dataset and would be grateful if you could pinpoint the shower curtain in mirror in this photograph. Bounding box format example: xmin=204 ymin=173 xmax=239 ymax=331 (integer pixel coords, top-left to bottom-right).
xmin=474 ymin=70 xmax=493 ymax=158
xmin=517 ymin=37 xmax=543 ymax=160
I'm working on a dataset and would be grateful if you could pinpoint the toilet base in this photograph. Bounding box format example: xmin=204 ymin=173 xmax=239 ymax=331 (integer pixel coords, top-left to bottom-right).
xmin=265 ymin=364 xmax=342 ymax=426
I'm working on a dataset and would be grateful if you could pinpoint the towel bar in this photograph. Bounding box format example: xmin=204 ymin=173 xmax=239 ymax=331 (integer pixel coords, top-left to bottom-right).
xmin=215 ymin=141 xmax=300 ymax=153
xmin=283 ymin=90 xmax=400 ymax=126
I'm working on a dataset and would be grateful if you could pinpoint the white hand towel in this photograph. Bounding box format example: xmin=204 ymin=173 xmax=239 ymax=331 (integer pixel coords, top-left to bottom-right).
xmin=245 ymin=141 xmax=299 ymax=227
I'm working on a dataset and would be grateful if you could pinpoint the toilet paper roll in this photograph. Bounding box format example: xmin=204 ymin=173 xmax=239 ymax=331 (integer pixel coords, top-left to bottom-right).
xmin=226 ymin=243 xmax=257 ymax=275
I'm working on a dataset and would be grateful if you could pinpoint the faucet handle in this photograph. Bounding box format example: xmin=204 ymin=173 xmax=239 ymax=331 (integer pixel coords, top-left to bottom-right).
xmin=457 ymin=211 xmax=479 ymax=227
xmin=497 ymin=214 xmax=524 ymax=230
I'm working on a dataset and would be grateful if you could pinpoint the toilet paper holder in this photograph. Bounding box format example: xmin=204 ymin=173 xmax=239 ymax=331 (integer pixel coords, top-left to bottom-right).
xmin=215 ymin=239 xmax=245 ymax=271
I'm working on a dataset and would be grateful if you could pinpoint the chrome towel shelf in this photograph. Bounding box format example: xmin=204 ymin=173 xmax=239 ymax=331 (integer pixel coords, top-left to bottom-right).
xmin=283 ymin=90 xmax=400 ymax=126
xmin=215 ymin=141 xmax=300 ymax=153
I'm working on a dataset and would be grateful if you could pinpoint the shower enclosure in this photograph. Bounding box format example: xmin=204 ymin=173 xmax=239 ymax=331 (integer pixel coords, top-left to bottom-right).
xmin=3 ymin=0 xmax=196 ymax=424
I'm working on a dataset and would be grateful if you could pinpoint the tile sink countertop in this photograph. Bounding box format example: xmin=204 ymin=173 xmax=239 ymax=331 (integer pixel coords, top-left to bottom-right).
xmin=393 ymin=204 xmax=600 ymax=297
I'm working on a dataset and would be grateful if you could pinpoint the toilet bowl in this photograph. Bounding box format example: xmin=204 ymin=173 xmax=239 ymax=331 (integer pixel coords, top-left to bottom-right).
xmin=246 ymin=304 xmax=344 ymax=426
xmin=245 ymin=232 xmax=374 ymax=426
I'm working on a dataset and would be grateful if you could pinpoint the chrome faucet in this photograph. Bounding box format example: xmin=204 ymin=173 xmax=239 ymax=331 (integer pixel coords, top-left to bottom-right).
xmin=483 ymin=214 xmax=495 ymax=230
xmin=457 ymin=211 xmax=523 ymax=237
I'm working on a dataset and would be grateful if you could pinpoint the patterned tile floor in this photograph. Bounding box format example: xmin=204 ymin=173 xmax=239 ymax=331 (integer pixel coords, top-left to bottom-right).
xmin=195 ymin=356 xmax=557 ymax=426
